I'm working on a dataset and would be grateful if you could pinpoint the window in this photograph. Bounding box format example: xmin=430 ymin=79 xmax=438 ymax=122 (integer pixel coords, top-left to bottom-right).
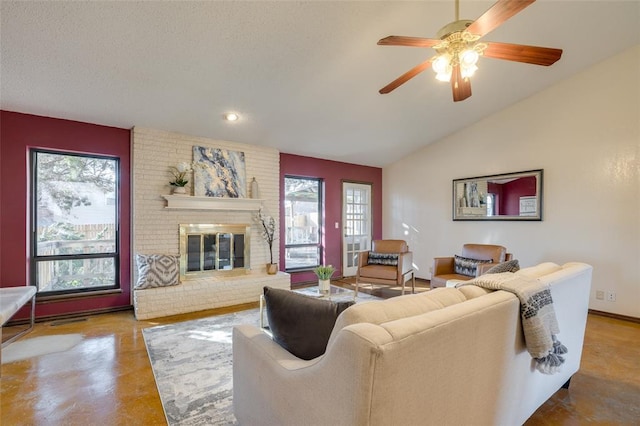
xmin=31 ymin=150 xmax=119 ymax=295
xmin=284 ymin=176 xmax=322 ymax=271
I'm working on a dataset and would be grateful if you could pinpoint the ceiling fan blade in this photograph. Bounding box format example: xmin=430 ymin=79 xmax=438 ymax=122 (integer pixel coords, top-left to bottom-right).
xmin=378 ymin=36 xmax=441 ymax=48
xmin=483 ymin=41 xmax=562 ymax=66
xmin=379 ymin=59 xmax=433 ymax=94
xmin=466 ymin=0 xmax=536 ymax=38
xmin=451 ymin=64 xmax=472 ymax=102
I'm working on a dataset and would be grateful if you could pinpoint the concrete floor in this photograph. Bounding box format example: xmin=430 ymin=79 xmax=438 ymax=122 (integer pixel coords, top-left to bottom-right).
xmin=1 ymin=297 xmax=639 ymax=425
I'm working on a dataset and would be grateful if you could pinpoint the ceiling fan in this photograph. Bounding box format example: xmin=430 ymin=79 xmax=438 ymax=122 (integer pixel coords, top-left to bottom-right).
xmin=378 ymin=0 xmax=563 ymax=102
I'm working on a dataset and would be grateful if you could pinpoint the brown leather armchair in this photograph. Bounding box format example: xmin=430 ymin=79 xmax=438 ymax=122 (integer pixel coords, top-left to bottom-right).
xmin=431 ymin=244 xmax=512 ymax=289
xmin=356 ymin=240 xmax=415 ymax=296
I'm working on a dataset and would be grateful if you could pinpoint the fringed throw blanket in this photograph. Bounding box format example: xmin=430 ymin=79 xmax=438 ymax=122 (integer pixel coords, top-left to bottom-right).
xmin=457 ymin=272 xmax=567 ymax=374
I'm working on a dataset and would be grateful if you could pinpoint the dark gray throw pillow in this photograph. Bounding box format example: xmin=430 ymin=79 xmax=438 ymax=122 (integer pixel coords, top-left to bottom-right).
xmin=485 ymin=259 xmax=520 ymax=274
xmin=263 ymin=286 xmax=354 ymax=360
xmin=367 ymin=252 xmax=399 ymax=266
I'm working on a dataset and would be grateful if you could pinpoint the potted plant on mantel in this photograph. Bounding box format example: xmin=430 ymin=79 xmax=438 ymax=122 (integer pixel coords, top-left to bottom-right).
xmin=169 ymin=162 xmax=193 ymax=195
xmin=256 ymin=208 xmax=278 ymax=274
xmin=313 ymin=264 xmax=335 ymax=295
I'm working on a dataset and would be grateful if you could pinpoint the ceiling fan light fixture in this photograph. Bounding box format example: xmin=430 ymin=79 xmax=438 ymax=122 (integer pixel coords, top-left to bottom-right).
xmin=432 ymin=54 xmax=453 ymax=82
xmin=461 ymin=63 xmax=478 ymax=78
xmin=460 ymin=48 xmax=479 ymax=67
xmin=377 ymin=0 xmax=562 ymax=101
xmin=432 ymin=54 xmax=450 ymax=74
xmin=436 ymin=67 xmax=453 ymax=82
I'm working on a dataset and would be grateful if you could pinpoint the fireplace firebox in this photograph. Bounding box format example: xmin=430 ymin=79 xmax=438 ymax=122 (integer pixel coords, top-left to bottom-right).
xmin=179 ymin=224 xmax=251 ymax=279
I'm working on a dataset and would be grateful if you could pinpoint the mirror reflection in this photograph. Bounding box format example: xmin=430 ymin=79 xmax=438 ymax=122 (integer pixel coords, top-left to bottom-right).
xmin=453 ymin=170 xmax=543 ymax=221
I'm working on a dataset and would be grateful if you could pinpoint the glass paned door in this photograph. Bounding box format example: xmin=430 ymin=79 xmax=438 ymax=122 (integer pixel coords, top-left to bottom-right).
xmin=342 ymin=182 xmax=372 ymax=276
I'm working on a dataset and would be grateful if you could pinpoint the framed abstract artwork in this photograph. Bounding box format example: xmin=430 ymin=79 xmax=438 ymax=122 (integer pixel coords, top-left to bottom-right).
xmin=193 ymin=146 xmax=247 ymax=198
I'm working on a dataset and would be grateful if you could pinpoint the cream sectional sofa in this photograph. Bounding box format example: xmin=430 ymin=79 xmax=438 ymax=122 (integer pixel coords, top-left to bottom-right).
xmin=233 ymin=262 xmax=593 ymax=425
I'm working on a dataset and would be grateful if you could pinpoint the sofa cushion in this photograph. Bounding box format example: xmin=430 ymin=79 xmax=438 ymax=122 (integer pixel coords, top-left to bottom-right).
xmin=367 ymin=252 xmax=399 ymax=266
xmin=453 ymin=255 xmax=492 ymax=277
xmin=263 ymin=286 xmax=354 ymax=360
xmin=485 ymin=259 xmax=520 ymax=274
xmin=328 ymin=288 xmax=468 ymax=346
xmin=135 ymin=254 xmax=180 ymax=289
xmin=515 ymin=262 xmax=562 ymax=279
xmin=456 ymin=285 xmax=494 ymax=300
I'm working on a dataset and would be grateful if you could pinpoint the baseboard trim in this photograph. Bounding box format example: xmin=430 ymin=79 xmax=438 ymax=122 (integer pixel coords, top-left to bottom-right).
xmin=589 ymin=309 xmax=640 ymax=324
xmin=3 ymin=305 xmax=134 ymax=327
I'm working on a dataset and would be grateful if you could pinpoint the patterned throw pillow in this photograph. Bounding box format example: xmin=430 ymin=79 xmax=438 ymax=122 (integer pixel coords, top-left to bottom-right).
xmin=485 ymin=259 xmax=520 ymax=274
xmin=367 ymin=252 xmax=399 ymax=266
xmin=135 ymin=254 xmax=180 ymax=289
xmin=454 ymin=255 xmax=492 ymax=277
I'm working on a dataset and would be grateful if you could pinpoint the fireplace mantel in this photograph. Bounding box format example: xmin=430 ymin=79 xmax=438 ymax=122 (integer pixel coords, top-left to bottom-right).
xmin=162 ymin=195 xmax=263 ymax=211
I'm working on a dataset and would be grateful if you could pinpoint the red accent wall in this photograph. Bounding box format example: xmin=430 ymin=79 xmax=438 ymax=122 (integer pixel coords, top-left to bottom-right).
xmin=502 ymin=176 xmax=537 ymax=216
xmin=488 ymin=177 xmax=537 ymax=215
xmin=280 ymin=154 xmax=383 ymax=285
xmin=0 ymin=110 xmax=131 ymax=319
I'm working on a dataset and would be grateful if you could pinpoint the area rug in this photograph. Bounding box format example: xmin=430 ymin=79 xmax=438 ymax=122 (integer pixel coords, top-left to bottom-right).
xmin=143 ymin=289 xmax=379 ymax=425
xmin=1 ymin=334 xmax=83 ymax=364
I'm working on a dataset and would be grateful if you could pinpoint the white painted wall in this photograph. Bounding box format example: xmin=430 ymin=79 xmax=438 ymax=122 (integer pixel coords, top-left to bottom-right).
xmin=383 ymin=45 xmax=639 ymax=318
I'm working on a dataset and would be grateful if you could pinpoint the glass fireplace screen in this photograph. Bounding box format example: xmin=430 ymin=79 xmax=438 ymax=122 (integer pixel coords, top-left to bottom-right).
xmin=179 ymin=224 xmax=251 ymax=279
xmin=186 ymin=233 xmax=245 ymax=271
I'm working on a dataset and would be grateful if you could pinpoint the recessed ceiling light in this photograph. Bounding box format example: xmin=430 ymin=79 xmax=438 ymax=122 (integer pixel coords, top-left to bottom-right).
xmin=224 ymin=113 xmax=239 ymax=122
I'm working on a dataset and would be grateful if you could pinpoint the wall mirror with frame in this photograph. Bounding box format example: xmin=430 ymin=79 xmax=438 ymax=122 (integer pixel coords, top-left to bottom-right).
xmin=452 ymin=169 xmax=543 ymax=221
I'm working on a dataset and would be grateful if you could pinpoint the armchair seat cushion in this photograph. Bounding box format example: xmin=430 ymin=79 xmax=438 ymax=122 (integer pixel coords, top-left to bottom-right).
xmin=358 ymin=264 xmax=399 ymax=281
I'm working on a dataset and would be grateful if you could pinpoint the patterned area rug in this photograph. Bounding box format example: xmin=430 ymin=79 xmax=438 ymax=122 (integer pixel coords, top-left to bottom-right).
xmin=143 ymin=288 xmax=379 ymax=425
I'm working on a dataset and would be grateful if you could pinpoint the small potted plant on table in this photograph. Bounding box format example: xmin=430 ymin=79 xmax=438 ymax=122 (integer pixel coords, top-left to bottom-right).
xmin=313 ymin=264 xmax=335 ymax=295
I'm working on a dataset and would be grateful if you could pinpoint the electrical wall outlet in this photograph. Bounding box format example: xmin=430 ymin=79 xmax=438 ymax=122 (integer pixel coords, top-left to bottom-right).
xmin=606 ymin=291 xmax=616 ymax=302
xmin=596 ymin=290 xmax=605 ymax=300
xmin=429 ymin=266 xmax=433 ymax=274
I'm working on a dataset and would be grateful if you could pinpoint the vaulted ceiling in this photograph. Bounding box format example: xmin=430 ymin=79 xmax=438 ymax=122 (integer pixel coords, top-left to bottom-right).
xmin=1 ymin=1 xmax=638 ymax=167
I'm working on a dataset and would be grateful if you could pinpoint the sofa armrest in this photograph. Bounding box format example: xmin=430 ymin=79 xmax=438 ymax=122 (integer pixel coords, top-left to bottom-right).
xmin=358 ymin=251 xmax=370 ymax=268
xmin=433 ymin=257 xmax=455 ymax=276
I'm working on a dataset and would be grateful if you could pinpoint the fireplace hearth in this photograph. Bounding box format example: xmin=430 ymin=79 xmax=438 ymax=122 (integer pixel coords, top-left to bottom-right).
xmin=179 ymin=224 xmax=251 ymax=280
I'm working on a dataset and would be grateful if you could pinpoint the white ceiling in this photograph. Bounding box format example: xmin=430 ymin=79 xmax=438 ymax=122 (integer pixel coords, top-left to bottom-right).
xmin=1 ymin=1 xmax=639 ymax=167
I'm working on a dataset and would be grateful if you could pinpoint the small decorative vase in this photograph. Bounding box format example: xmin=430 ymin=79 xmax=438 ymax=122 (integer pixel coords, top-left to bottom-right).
xmin=319 ymin=279 xmax=330 ymax=295
xmin=173 ymin=186 xmax=187 ymax=195
xmin=266 ymin=263 xmax=278 ymax=275
xmin=250 ymin=177 xmax=260 ymax=199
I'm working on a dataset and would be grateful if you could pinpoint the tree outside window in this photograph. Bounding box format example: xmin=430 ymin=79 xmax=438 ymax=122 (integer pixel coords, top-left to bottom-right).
xmin=31 ymin=150 xmax=119 ymax=294
xmin=284 ymin=176 xmax=322 ymax=271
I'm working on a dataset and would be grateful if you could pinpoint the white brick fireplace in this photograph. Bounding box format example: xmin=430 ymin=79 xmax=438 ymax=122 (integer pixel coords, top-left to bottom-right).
xmin=131 ymin=127 xmax=289 ymax=319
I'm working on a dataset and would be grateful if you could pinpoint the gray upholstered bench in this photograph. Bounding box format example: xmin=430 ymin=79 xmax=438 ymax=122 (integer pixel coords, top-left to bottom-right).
xmin=1 ymin=286 xmax=37 ymax=348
